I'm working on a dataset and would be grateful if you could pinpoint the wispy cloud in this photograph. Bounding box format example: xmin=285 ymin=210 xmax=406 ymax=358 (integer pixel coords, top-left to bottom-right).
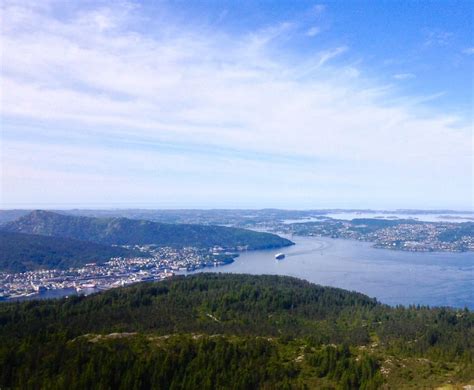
xmin=423 ymin=29 xmax=454 ymax=47
xmin=306 ymin=26 xmax=321 ymax=37
xmin=0 ymin=1 xmax=471 ymax=208
xmin=462 ymin=47 xmax=474 ymax=55
xmin=393 ymin=73 xmax=416 ymax=80
xmin=317 ymin=46 xmax=348 ymax=66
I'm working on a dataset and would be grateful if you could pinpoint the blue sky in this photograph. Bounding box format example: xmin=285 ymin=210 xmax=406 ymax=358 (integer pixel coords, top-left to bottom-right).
xmin=1 ymin=0 xmax=473 ymax=209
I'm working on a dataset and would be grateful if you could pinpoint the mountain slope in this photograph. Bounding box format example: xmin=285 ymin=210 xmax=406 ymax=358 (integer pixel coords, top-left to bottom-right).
xmin=0 ymin=274 xmax=472 ymax=389
xmin=1 ymin=210 xmax=293 ymax=249
xmin=0 ymin=231 xmax=143 ymax=273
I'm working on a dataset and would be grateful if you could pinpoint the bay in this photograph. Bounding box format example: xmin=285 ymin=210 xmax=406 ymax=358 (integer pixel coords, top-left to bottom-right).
xmin=185 ymin=235 xmax=474 ymax=309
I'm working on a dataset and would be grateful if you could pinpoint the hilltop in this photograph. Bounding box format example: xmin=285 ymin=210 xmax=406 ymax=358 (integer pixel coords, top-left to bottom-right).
xmin=0 ymin=273 xmax=472 ymax=389
xmin=1 ymin=210 xmax=293 ymax=249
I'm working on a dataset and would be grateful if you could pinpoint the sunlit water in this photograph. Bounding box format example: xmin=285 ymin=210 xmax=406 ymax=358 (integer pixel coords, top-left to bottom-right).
xmin=185 ymin=235 xmax=474 ymax=309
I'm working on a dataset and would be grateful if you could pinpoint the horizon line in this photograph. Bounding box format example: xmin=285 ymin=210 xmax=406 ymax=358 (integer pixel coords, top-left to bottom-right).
xmin=0 ymin=205 xmax=473 ymax=213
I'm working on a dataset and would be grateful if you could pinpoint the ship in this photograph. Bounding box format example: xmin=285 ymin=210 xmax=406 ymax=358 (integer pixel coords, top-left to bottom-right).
xmin=275 ymin=253 xmax=285 ymax=260
xmin=75 ymin=283 xmax=97 ymax=292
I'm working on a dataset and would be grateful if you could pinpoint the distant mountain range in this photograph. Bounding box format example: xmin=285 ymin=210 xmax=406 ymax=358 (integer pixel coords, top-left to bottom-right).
xmin=1 ymin=210 xmax=293 ymax=249
xmin=0 ymin=231 xmax=142 ymax=273
xmin=1 ymin=208 xmax=472 ymax=226
xmin=0 ymin=211 xmax=293 ymax=272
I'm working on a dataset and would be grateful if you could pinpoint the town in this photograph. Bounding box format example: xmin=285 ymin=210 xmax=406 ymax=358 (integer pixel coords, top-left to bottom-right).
xmin=1 ymin=219 xmax=472 ymax=300
xmin=273 ymin=219 xmax=474 ymax=252
xmin=0 ymin=246 xmax=237 ymax=300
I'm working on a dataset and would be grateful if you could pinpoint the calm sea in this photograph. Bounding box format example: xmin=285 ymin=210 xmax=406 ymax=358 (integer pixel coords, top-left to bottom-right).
xmin=186 ymin=235 xmax=474 ymax=309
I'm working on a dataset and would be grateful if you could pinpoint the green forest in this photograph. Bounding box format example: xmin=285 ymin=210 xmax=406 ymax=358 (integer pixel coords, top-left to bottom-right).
xmin=0 ymin=273 xmax=472 ymax=389
xmin=0 ymin=231 xmax=144 ymax=272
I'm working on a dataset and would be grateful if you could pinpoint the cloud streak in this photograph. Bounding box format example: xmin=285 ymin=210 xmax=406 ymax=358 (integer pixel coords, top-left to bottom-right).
xmin=1 ymin=1 xmax=471 ymax=208
xmin=393 ymin=73 xmax=416 ymax=80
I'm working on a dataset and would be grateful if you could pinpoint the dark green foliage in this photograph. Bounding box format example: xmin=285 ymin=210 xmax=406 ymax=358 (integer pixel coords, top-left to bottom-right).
xmin=0 ymin=274 xmax=377 ymax=341
xmin=0 ymin=274 xmax=472 ymax=389
xmin=371 ymin=305 xmax=474 ymax=361
xmin=2 ymin=210 xmax=293 ymax=249
xmin=0 ymin=231 xmax=143 ymax=272
xmin=306 ymin=345 xmax=383 ymax=389
xmin=1 ymin=335 xmax=298 ymax=390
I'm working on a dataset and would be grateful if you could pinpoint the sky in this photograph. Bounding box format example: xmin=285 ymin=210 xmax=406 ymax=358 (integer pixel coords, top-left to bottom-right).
xmin=1 ymin=0 xmax=473 ymax=210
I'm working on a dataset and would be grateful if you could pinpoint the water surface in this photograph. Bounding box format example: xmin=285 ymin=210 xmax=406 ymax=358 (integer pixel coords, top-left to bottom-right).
xmin=186 ymin=235 xmax=474 ymax=309
xmin=16 ymin=236 xmax=473 ymax=308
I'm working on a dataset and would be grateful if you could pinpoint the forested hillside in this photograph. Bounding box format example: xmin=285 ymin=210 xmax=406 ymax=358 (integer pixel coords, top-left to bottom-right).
xmin=0 ymin=274 xmax=472 ymax=389
xmin=2 ymin=210 xmax=293 ymax=249
xmin=0 ymin=231 xmax=143 ymax=272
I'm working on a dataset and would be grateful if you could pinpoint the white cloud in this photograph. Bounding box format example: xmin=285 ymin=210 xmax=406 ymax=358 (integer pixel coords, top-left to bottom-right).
xmin=462 ymin=47 xmax=474 ymax=55
xmin=0 ymin=1 xmax=471 ymax=208
xmin=393 ymin=73 xmax=416 ymax=80
xmin=306 ymin=26 xmax=321 ymax=37
xmin=317 ymin=46 xmax=348 ymax=66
